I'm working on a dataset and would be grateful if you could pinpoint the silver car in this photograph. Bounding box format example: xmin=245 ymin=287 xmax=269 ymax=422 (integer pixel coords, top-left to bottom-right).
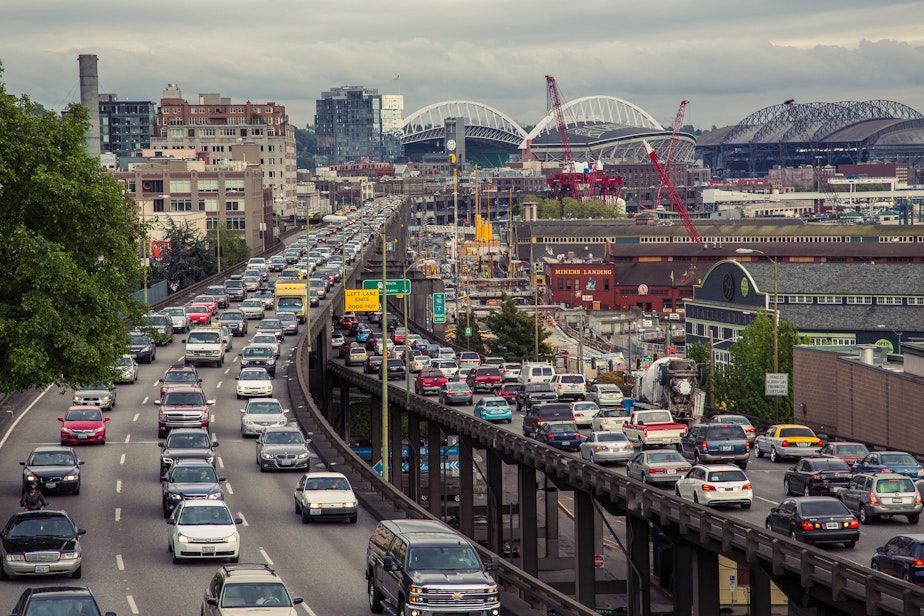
xmin=579 ymin=431 xmax=636 ymax=465
xmin=256 ymin=426 xmax=312 ymax=472
xmin=240 ymin=398 xmax=289 ymax=437
xmin=240 ymin=299 xmax=265 ymax=320
xmin=0 ymin=510 xmax=85 ymax=579
xmin=626 ymin=449 xmax=692 ymax=486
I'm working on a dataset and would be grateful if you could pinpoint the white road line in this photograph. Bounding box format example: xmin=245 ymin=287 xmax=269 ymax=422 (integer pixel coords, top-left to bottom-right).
xmin=116 ymin=480 xmax=122 ymax=494
xmin=119 ymin=453 xmax=126 ymax=465
xmin=756 ymin=496 xmax=778 ymax=504
xmin=0 ymin=385 xmax=52 ymax=450
xmin=259 ymin=548 xmax=274 ymax=565
xmin=116 ymin=554 xmax=124 ymax=570
xmin=225 ymin=367 xmax=231 ymax=375
xmin=299 ymin=602 xmax=320 ymax=616
xmin=132 ymin=413 xmax=139 ymax=422
xmin=126 ymin=595 xmax=139 ymax=615
xmin=142 ymin=395 xmax=149 ymax=404
xmin=115 ymin=508 xmax=121 ymax=522
xmin=124 ymin=434 xmax=131 ymax=444
xmin=217 ymin=457 xmax=225 ymax=469
xmin=151 ymin=379 xmax=159 ymax=387
xmin=216 ymin=381 xmax=223 ymax=389
xmin=238 ymin=512 xmax=248 ymax=526
xmin=225 ymin=483 xmax=234 ymax=495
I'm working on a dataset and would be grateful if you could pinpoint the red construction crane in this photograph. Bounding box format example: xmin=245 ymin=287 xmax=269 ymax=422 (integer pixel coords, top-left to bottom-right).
xmin=544 ymin=75 xmax=623 ymax=215
xmin=654 ymin=100 xmax=689 ymax=208
xmin=643 ymin=141 xmax=703 ymax=243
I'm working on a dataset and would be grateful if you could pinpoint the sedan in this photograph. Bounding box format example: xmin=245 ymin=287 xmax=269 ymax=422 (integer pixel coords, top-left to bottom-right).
xmin=346 ymin=345 xmax=369 ymax=367
xmin=58 ymin=406 xmax=109 ymax=446
xmin=852 ymin=451 xmax=924 ymax=480
xmin=257 ymin=318 xmax=285 ymax=342
xmin=240 ymin=299 xmax=266 ymax=320
xmin=871 ymin=534 xmax=924 ymax=586
xmin=364 ymin=355 xmax=384 ymax=374
xmin=256 ymin=426 xmax=312 ymax=472
xmin=675 ymin=464 xmax=753 ymax=509
xmin=587 ymin=384 xmax=624 ymax=408
xmin=817 ymin=442 xmax=870 ymax=468
xmin=331 ymin=332 xmax=345 ymax=348
xmin=765 ymin=496 xmax=859 ymax=548
xmin=113 ymin=354 xmax=138 ymax=384
xmin=579 ymin=431 xmax=635 ymax=465
xmin=235 ymin=367 xmax=274 ymax=399
xmin=185 ymin=305 xmax=212 ymax=325
xmin=534 ymin=422 xmax=582 ymax=452
xmin=626 ymin=450 xmax=691 ymax=486
xmin=591 ymin=408 xmax=631 ymax=432
xmin=21 ymin=446 xmax=84 ymax=494
xmin=161 ymin=459 xmax=226 ymax=518
xmin=72 ymin=382 xmax=116 ymax=411
xmin=439 ymin=382 xmax=473 ymax=406
xmin=294 ymin=472 xmax=358 ymax=523
xmin=783 ymin=456 xmax=852 ymax=497
xmin=10 ymin=587 xmax=111 ymax=616
xmin=250 ymin=333 xmax=281 ymax=359
xmin=240 ymin=398 xmax=289 ymax=437
xmin=128 ymin=331 xmax=156 ymax=363
xmin=167 ymin=500 xmax=241 ymax=563
xmin=0 ymin=510 xmax=85 ymax=579
xmin=570 ymin=401 xmax=601 ymax=428
xmin=191 ymin=295 xmax=219 ymax=315
xmin=277 ymin=312 xmax=299 ymax=336
xmin=473 ymin=397 xmax=513 ymax=424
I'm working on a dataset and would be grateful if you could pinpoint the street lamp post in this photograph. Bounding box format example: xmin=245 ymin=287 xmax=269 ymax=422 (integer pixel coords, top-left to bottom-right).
xmin=736 ymin=248 xmax=780 ymax=422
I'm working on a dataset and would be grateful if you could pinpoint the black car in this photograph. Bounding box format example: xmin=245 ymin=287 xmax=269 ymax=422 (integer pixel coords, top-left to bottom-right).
xmin=385 ymin=360 xmax=406 ymax=381
xmin=205 ymin=285 xmax=230 ymax=309
xmin=365 ymin=355 xmax=384 ymax=374
xmin=21 ymin=446 xmax=84 ymax=494
xmin=239 ymin=344 xmax=277 ymax=377
xmin=223 ymin=278 xmax=246 ymax=302
xmin=218 ymin=310 xmax=248 ymax=337
xmin=871 ymin=534 xmax=924 ymax=586
xmin=516 ymin=383 xmax=557 ymax=413
xmin=765 ymin=496 xmax=859 ymax=548
xmin=142 ymin=312 xmax=175 ymax=346
xmin=534 ymin=422 xmax=582 ymax=452
xmin=1 ymin=511 xmax=86 ymax=580
xmin=158 ymin=428 xmax=219 ymax=475
xmin=161 ymin=459 xmax=226 ymax=518
xmin=128 ymin=331 xmax=156 ymax=363
xmin=783 ymin=455 xmax=853 ymax=497
xmin=11 ymin=586 xmax=114 ymax=616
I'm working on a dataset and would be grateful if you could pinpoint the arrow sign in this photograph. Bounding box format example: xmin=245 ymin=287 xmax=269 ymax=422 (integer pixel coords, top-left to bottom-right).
xmin=362 ymin=279 xmax=411 ymax=296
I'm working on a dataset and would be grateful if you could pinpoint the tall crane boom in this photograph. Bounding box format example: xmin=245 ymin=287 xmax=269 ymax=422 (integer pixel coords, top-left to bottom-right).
xmin=545 ymin=75 xmax=576 ymax=174
xmin=654 ymin=100 xmax=689 ymax=208
xmin=643 ymin=141 xmax=703 ymax=243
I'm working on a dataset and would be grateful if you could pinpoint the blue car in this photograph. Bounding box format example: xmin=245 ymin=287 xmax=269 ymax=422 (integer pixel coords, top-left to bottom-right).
xmin=534 ymin=421 xmax=582 ymax=452
xmin=473 ymin=396 xmax=512 ymax=424
xmin=853 ymin=451 xmax=924 ymax=480
xmin=356 ymin=327 xmax=372 ymax=343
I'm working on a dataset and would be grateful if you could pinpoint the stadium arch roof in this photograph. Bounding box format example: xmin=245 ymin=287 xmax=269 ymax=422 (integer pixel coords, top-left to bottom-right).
xmin=403 ymin=101 xmax=527 ymax=148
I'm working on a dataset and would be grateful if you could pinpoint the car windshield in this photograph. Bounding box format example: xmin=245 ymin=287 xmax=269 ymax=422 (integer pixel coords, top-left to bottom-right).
xmin=799 ymin=500 xmax=848 ymax=516
xmin=29 ymin=451 xmax=76 ymax=466
xmin=264 ymin=431 xmax=304 ymax=445
xmin=779 ymin=427 xmax=815 ymax=438
xmin=165 ymin=371 xmax=197 ymax=383
xmin=407 ymin=546 xmax=481 ymax=571
xmin=259 ymin=320 xmax=282 ymax=329
xmin=246 ymin=402 xmax=283 ymax=415
xmin=166 ymin=433 xmax=210 ymax=448
xmin=484 ymin=400 xmax=506 ymax=407
xmin=116 ymin=356 xmax=133 ymax=367
xmin=253 ymin=335 xmax=276 ymax=344
xmin=526 ymin=384 xmax=553 ymax=392
xmin=129 ymin=334 xmax=149 ymax=344
xmin=65 ymin=409 xmax=102 ymax=422
xmin=187 ymin=306 xmax=208 ymax=314
xmin=245 ymin=347 xmax=273 ymax=358
xmin=240 ymin=370 xmax=270 ymax=381
xmin=573 ymin=403 xmax=598 ymax=412
xmin=880 ymin=453 xmax=918 ymax=465
xmin=221 ymin=583 xmax=291 ymax=608
xmin=305 ymin=477 xmax=351 ymax=490
xmin=163 ymin=392 xmax=206 ymax=406
xmin=178 ymin=506 xmax=233 ymax=525
xmin=707 ymin=470 xmax=747 ymax=482
xmin=169 ymin=466 xmax=217 ymax=483
xmin=596 ymin=432 xmax=628 ymax=442
xmin=27 ymin=598 xmax=100 ymax=616
xmin=242 ymin=300 xmax=263 ymax=307
xmin=597 ymin=385 xmax=619 ymax=393
xmin=7 ymin=517 xmax=75 ymax=538
xmin=647 ymin=452 xmax=685 ymax=463
xmin=598 ymin=408 xmax=629 ymax=418
xmin=220 ymin=313 xmax=244 ymax=322
xmin=187 ymin=332 xmax=220 ymax=344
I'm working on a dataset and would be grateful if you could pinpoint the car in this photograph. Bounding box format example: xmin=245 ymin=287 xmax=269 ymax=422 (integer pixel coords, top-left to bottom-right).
xmin=500 ymin=362 xmax=522 ymax=382
xmin=709 ymin=414 xmax=758 ymax=445
xmin=339 ymin=312 xmax=358 ymax=330
xmin=586 ymin=383 xmax=625 ymax=408
xmin=754 ymin=424 xmax=824 ymax=463
xmin=293 ymin=472 xmax=358 ymax=523
xmin=186 ymin=304 xmax=212 ymax=325
xmin=239 ymin=344 xmax=277 ymax=378
xmin=161 ymin=459 xmax=226 ymax=518
xmin=430 ymin=359 xmax=460 ymax=381
xmin=408 ymin=350 xmax=430 ymax=372
xmin=356 ymin=326 xmax=374 ymax=344
xmin=154 ymin=386 xmax=214 ymax=438
xmin=252 ymin=289 xmax=276 ymax=310
xmin=59 ymin=406 xmax=109 ymax=446
xmin=235 ymin=367 xmax=274 ymax=399
xmin=223 ymin=278 xmax=246 ymax=302
xmin=192 ymin=295 xmax=220 ymax=315
xmin=497 ymin=383 xmax=521 ymax=404
xmin=783 ymin=456 xmax=853 ymax=497
xmin=466 ymin=366 xmax=503 ymax=393
xmin=240 ymin=398 xmax=289 ymax=437
xmin=438 ymin=382 xmax=473 ymax=406
xmin=277 ymin=312 xmax=299 ymax=336
xmin=364 ymin=354 xmax=384 ymax=374
xmin=570 ymin=401 xmax=601 ymax=427
xmin=250 ymin=333 xmax=281 ymax=358
xmin=626 ymin=449 xmax=692 ymax=486
xmin=457 ymin=351 xmax=482 ymax=372
xmin=166 ymin=500 xmax=242 ymax=564
xmin=765 ymin=496 xmax=859 ymax=548
xmin=591 ymin=407 xmax=632 ymax=432
xmin=331 ymin=332 xmax=345 ymax=348
xmin=674 ymin=464 xmax=753 ymax=509
xmin=268 ymin=255 xmax=287 ymax=272
xmin=72 ymin=382 xmax=116 ymax=411
xmin=852 ymin=451 xmax=924 ymax=480
xmin=383 ymin=357 xmax=405 ymax=380
xmin=256 ymin=426 xmax=312 ymax=472
xmin=159 ymin=428 xmax=219 ymax=475
xmin=205 ymin=285 xmax=231 ymax=309
xmin=550 ymin=373 xmax=587 ymax=400
xmin=516 ymin=382 xmax=557 ymax=413
xmin=473 ymin=396 xmax=512 ymax=423
xmin=21 ymin=446 xmax=84 ymax=494
xmin=579 ymin=431 xmax=635 ymax=464
xmin=113 ymin=354 xmax=138 ymax=384
xmin=142 ymin=311 xmax=175 ymax=345
xmin=201 ymin=563 xmax=303 ymax=614
xmin=218 ymin=310 xmax=248 ymax=337
xmin=391 ymin=326 xmax=408 ymax=344
xmin=679 ymin=423 xmax=750 ymax=469
xmin=240 ymin=298 xmax=266 ymax=319
xmin=242 ymin=275 xmax=262 ymax=292
xmin=128 ymin=330 xmax=156 ymax=363
xmin=482 ymin=356 xmax=504 ymax=368
xmin=837 ymin=473 xmax=923 ymax=524
xmin=0 ymin=510 xmax=86 ymax=580
xmin=346 ymin=344 xmax=369 ymax=367
xmin=256 ymin=318 xmax=285 ymax=342
xmin=870 ymin=534 xmax=924 ymax=585
xmin=534 ymin=421 xmax=582 ymax=451
xmin=10 ymin=586 xmax=115 ymax=616
xmin=817 ymin=441 xmax=870 ymax=467
xmin=212 ymin=323 xmax=233 ymax=352
xmin=415 ymin=369 xmax=448 ymax=395
xmin=159 ymin=365 xmax=202 ymax=397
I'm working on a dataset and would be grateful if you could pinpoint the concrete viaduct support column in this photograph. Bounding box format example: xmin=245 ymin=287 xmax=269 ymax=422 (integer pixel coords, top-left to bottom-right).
xmin=694 ymin=546 xmax=720 ymax=615
xmin=518 ymin=465 xmax=538 ymax=577
xmin=335 ymin=382 xmax=350 ymax=437
xmin=389 ymin=403 xmax=403 ymax=491
xmin=672 ymin=544 xmax=693 ymax=616
xmin=485 ymin=448 xmax=503 ymax=555
xmin=543 ymin=480 xmax=559 ymax=558
xmin=407 ymin=411 xmax=421 ymax=504
xmin=427 ymin=421 xmax=442 ymax=516
xmin=626 ymin=513 xmax=651 ymax=616
xmin=749 ymin=566 xmax=772 ymax=616
xmin=573 ymin=488 xmax=596 ymax=608
xmin=459 ymin=437 xmax=475 ymax=540
xmin=370 ymin=394 xmax=382 ymax=470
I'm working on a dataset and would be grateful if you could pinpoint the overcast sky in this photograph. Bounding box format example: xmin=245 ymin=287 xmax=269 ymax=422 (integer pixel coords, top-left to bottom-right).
xmin=2 ymin=0 xmax=923 ymax=132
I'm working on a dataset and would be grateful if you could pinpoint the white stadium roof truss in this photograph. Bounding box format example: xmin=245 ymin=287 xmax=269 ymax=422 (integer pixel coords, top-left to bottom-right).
xmin=402 ymin=101 xmax=527 ymax=147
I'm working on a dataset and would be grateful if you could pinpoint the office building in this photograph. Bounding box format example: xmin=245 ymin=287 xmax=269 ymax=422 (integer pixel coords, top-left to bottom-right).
xmin=315 ymin=86 xmax=404 ymax=165
xmin=98 ymin=94 xmax=156 ymax=161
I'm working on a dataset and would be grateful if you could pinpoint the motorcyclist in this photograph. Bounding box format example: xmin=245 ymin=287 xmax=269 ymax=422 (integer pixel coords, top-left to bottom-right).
xmin=20 ymin=482 xmax=47 ymax=511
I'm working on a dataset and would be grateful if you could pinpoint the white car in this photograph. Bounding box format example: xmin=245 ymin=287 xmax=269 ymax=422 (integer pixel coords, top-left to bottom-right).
xmin=167 ymin=500 xmax=241 ymax=563
xmin=163 ymin=306 xmax=191 ymax=333
xmin=674 ymin=464 xmax=753 ymax=509
xmin=250 ymin=333 xmax=280 ymax=358
xmin=114 ymin=354 xmax=138 ymax=384
xmin=293 ymin=471 xmax=358 ymax=524
xmin=240 ymin=299 xmax=266 ymax=319
xmin=570 ymin=401 xmax=600 ymax=427
xmin=331 ymin=332 xmax=345 ymax=348
xmin=409 ymin=354 xmax=431 ymax=373
xmin=235 ymin=367 xmax=273 ymax=399
xmin=431 ymin=359 xmax=460 ymax=381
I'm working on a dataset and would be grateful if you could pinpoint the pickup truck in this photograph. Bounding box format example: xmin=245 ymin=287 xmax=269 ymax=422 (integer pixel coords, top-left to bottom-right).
xmin=622 ymin=409 xmax=688 ymax=450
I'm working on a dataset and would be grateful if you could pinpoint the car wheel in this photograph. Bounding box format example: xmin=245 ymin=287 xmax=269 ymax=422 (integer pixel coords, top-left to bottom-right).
xmin=368 ymin=578 xmax=385 ymax=614
xmin=71 ymin=565 xmax=82 ymax=579
xmin=790 ymin=530 xmax=798 ymax=542
xmin=909 ymin=514 xmax=920 ymax=524
xmin=693 ymin=451 xmax=701 ymax=465
xmin=845 ymin=541 xmax=856 ymax=549
xmin=783 ymin=479 xmax=792 ymax=496
xmin=259 ymin=463 xmax=266 ymax=473
xmin=903 ymin=571 xmax=912 ymax=582
xmin=73 ymin=484 xmax=80 ymax=496
xmin=860 ymin=506 xmax=872 ymax=525
xmin=172 ymin=553 xmax=182 ymax=564
xmin=765 ymin=519 xmax=773 ymax=532
xmin=770 ymin=447 xmax=779 ymax=463
xmin=871 ymin=561 xmax=880 ymax=571
xmin=301 ymin=508 xmax=310 ymax=524
xmin=350 ymin=515 xmax=357 ymax=524
xmin=674 ymin=486 xmax=681 ymax=496
xmin=741 ymin=502 xmax=751 ymax=510
xmin=295 ymin=500 xmax=301 ymax=514
xmin=738 ymin=460 xmax=748 ymax=471
xmin=0 ymin=566 xmax=8 ymax=581
xmin=755 ymin=443 xmax=764 ymax=458
xmin=693 ymin=492 xmax=699 ymax=504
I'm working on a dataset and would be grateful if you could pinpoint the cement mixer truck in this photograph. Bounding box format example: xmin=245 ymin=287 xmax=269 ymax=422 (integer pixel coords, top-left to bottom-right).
xmin=633 ymin=356 xmax=705 ymax=423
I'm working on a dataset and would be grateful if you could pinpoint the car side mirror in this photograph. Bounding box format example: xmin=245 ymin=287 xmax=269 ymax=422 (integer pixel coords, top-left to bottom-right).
xmin=166 ymin=519 xmax=175 ymax=526
xmin=206 ymin=598 xmax=218 ymax=607
xmin=293 ymin=598 xmax=304 ymax=605
xmin=789 ymin=466 xmax=796 ymax=471
xmin=158 ymin=442 xmax=165 ymax=448
xmin=234 ymin=518 xmax=243 ymax=525
xmin=219 ymin=477 xmax=227 ymax=482
xmin=158 ymin=378 xmax=165 ymax=383
xmin=212 ymin=442 xmax=219 ymax=447
xmin=484 ymin=556 xmax=500 ymax=571
xmin=77 ymin=529 xmax=87 ymax=535
xmin=770 ymin=507 xmax=779 ymax=514
xmin=876 ymin=546 xmax=885 ymax=554
xmin=104 ymin=417 xmax=111 ymax=422
xmin=78 ymin=460 xmax=85 ymax=466
xmin=153 ymin=400 xmax=162 ymax=406
xmin=57 ymin=417 xmax=64 ymax=422
xmin=207 ymin=400 xmax=216 ymax=405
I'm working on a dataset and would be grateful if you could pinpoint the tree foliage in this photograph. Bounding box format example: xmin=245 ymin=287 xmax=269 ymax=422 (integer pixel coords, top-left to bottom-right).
xmin=483 ymin=294 xmax=553 ymax=361
xmin=208 ymin=227 xmax=250 ymax=273
xmin=295 ymin=126 xmax=317 ymax=169
xmin=451 ymin=313 xmax=484 ymax=352
xmin=713 ymin=310 xmax=802 ymax=422
xmin=0 ymin=72 xmax=145 ymax=392
xmin=536 ymin=196 xmax=626 ymax=220
xmin=149 ymin=219 xmax=216 ymax=292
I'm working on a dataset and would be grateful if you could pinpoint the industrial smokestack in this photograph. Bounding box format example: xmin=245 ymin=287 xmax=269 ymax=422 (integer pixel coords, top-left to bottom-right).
xmin=78 ymin=54 xmax=101 ymax=157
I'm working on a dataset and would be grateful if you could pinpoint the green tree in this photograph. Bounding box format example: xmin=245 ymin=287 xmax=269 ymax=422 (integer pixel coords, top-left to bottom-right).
xmin=149 ymin=219 xmax=215 ymax=292
xmin=295 ymin=126 xmax=317 ymax=169
xmin=713 ymin=310 xmax=802 ymax=421
xmin=483 ymin=294 xmax=553 ymax=361
xmin=207 ymin=226 xmax=250 ymax=273
xmin=451 ymin=313 xmax=484 ymax=352
xmin=0 ymin=73 xmax=145 ymax=392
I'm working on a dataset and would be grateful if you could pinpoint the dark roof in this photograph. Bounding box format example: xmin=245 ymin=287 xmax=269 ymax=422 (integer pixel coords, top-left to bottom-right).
xmin=780 ymin=304 xmax=924 ymax=333
xmin=739 ymin=262 xmax=924 ymax=296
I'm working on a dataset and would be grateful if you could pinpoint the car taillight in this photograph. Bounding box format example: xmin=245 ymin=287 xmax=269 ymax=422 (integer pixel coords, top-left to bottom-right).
xmin=649 ymin=468 xmax=666 ymax=474
xmin=817 ymin=440 xmax=824 ymax=447
xmin=746 ymin=428 xmax=755 ymax=433
xmin=802 ymin=521 xmax=816 ymax=531
xmin=914 ymin=559 xmax=924 ymax=567
xmin=782 ymin=440 xmax=790 ymax=447
xmin=848 ymin=519 xmax=859 ymax=529
xmin=701 ymin=484 xmax=716 ymax=491
xmin=869 ymin=492 xmax=879 ymax=505
xmin=546 ymin=434 xmax=555 ymax=441
xmin=916 ymin=494 xmax=922 ymax=505
xmin=813 ymin=474 xmax=821 ymax=480
xmin=743 ymin=483 xmax=752 ymax=490
xmin=643 ymin=428 xmax=648 ymax=436
xmin=701 ymin=442 xmax=708 ymax=451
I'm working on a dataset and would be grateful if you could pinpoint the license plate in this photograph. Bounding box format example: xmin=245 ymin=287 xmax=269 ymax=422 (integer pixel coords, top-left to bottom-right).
xmin=796 ymin=442 xmax=810 ymax=447
xmin=34 ymin=565 xmax=49 ymax=574
xmin=667 ymin=469 xmax=676 ymax=474
xmin=825 ymin=522 xmax=840 ymax=530
xmin=893 ymin=498 xmax=904 ymax=504
xmin=721 ymin=445 xmax=732 ymax=451
xmin=561 ymin=441 xmax=571 ymax=446
xmin=723 ymin=487 xmax=736 ymax=492
xmin=202 ymin=546 xmax=215 ymax=554
xmin=310 ymin=508 xmax=322 ymax=515
xmin=45 ymin=482 xmax=57 ymax=489
xmin=280 ymin=460 xmax=292 ymax=466
xmin=77 ymin=434 xmax=88 ymax=439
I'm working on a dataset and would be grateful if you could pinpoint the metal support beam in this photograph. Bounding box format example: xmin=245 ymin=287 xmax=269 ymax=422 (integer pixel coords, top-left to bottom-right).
xmin=485 ymin=447 xmax=503 ymax=555
xmin=407 ymin=411 xmax=421 ymax=504
xmin=459 ymin=436 xmax=475 ymax=539
xmin=627 ymin=513 xmax=651 ymax=616
xmin=695 ymin=546 xmax=720 ymax=615
xmin=573 ymin=488 xmax=596 ymax=608
xmin=427 ymin=422 xmax=442 ymax=515
xmin=518 ymin=465 xmax=538 ymax=577
xmin=389 ymin=404 xmax=403 ymax=490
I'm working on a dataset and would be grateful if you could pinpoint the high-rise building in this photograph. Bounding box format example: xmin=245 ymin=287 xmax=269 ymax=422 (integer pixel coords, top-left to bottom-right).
xmin=150 ymin=84 xmax=297 ymax=222
xmin=315 ymin=86 xmax=404 ymax=165
xmin=99 ymin=94 xmax=156 ymax=161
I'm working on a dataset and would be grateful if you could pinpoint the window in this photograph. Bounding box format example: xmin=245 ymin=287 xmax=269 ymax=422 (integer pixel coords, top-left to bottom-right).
xmin=846 ymin=296 xmax=873 ymax=305
xmin=225 ymin=179 xmax=245 ymax=192
xmin=877 ymin=297 xmax=902 ymax=305
xmin=817 ymin=296 xmax=842 ymax=305
xmin=171 ymin=198 xmax=193 ymax=212
xmin=557 ymin=279 xmax=563 ymax=290
xmin=169 ymin=179 xmax=191 ymax=193
xmin=225 ymin=200 xmax=240 ymax=211
xmin=227 ymin=216 xmax=247 ymax=230
xmin=787 ymin=295 xmax=812 ymax=304
xmin=198 ymin=179 xmax=219 ymax=192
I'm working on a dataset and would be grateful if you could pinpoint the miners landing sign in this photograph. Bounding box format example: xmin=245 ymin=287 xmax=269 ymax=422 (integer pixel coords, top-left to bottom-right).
xmin=546 ymin=263 xmax=616 ymax=311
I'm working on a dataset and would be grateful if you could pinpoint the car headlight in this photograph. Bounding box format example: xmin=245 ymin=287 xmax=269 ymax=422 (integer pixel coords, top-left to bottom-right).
xmin=261 ymin=452 xmax=275 ymax=459
xmin=61 ymin=550 xmax=80 ymax=559
xmin=296 ymin=453 xmax=309 ymax=459
xmin=24 ymin=474 xmax=36 ymax=482
xmin=4 ymin=554 xmax=25 ymax=562
xmin=177 ymin=534 xmax=190 ymax=544
xmin=94 ymin=427 xmax=105 ymax=434
xmin=101 ymin=395 xmax=111 ymax=403
xmin=207 ymin=492 xmax=222 ymax=500
xmin=223 ymin=534 xmax=238 ymax=543
xmin=64 ymin=474 xmax=79 ymax=481
xmin=166 ymin=491 xmax=181 ymax=500
xmin=61 ymin=428 xmax=72 ymax=434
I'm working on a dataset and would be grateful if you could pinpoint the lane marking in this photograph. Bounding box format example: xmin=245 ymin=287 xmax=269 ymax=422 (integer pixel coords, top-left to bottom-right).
xmin=238 ymin=512 xmax=248 ymax=526
xmin=217 ymin=457 xmax=225 ymax=469
xmin=299 ymin=602 xmax=320 ymax=616
xmin=119 ymin=453 xmax=126 ymax=465
xmin=132 ymin=413 xmax=139 ymax=422
xmin=116 ymin=554 xmax=124 ymax=570
xmin=151 ymin=379 xmax=159 ymax=387
xmin=0 ymin=385 xmax=53 ymax=450
xmin=217 ymin=381 xmax=223 ymax=389
xmin=124 ymin=434 xmax=131 ymax=444
xmin=225 ymin=483 xmax=234 ymax=495
xmin=259 ymin=548 xmax=274 ymax=565
xmin=225 ymin=367 xmax=231 ymax=375
xmin=142 ymin=396 xmax=149 ymax=405
xmin=756 ymin=496 xmax=778 ymax=505
xmin=115 ymin=508 xmax=121 ymax=522
xmin=116 ymin=480 xmax=122 ymax=494
xmin=126 ymin=595 xmax=139 ymax=615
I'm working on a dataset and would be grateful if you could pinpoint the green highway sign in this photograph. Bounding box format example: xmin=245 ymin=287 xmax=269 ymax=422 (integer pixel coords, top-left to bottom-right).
xmin=362 ymin=279 xmax=411 ymax=296
xmin=433 ymin=293 xmax=446 ymax=324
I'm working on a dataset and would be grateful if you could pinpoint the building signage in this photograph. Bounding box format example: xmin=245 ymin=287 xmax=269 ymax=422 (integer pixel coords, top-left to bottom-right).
xmin=638 ymin=284 xmax=649 ymax=295
xmin=765 ymin=373 xmax=789 ymax=396
xmin=556 ymin=268 xmax=611 ymax=276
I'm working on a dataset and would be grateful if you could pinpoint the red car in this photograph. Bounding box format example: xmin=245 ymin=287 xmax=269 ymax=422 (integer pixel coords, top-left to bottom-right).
xmin=59 ymin=406 xmax=109 ymax=445
xmin=414 ymin=369 xmax=448 ymax=395
xmin=465 ymin=367 xmax=503 ymax=393
xmin=186 ymin=305 xmax=212 ymax=324
xmin=339 ymin=312 xmax=358 ymax=330
xmin=392 ymin=327 xmax=407 ymax=345
xmin=159 ymin=365 xmax=202 ymax=398
xmin=192 ymin=295 xmax=219 ymax=315
xmin=498 ymin=383 xmax=521 ymax=403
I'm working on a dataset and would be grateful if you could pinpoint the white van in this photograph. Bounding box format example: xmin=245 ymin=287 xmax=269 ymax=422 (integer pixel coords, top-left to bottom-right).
xmin=183 ymin=328 xmax=226 ymax=367
xmin=517 ymin=362 xmax=555 ymax=385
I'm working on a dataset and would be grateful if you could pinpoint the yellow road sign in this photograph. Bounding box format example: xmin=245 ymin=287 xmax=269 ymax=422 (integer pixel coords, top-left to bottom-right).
xmin=345 ymin=289 xmax=381 ymax=312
